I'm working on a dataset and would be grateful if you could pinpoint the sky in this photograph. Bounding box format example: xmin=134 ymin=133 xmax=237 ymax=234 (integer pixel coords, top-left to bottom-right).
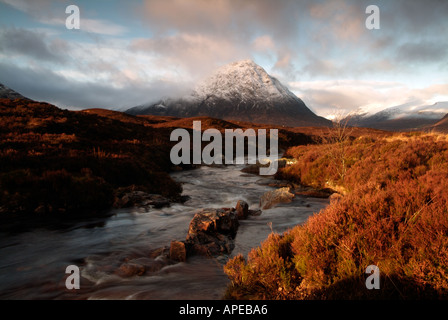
xmin=0 ymin=0 xmax=447 ymax=119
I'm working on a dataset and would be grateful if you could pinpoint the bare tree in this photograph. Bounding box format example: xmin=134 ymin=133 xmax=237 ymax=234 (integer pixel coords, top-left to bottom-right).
xmin=323 ymin=111 xmax=354 ymax=183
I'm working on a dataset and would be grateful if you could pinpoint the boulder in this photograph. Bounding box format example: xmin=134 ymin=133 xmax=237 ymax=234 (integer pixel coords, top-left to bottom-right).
xmin=113 ymin=191 xmax=170 ymax=209
xmin=260 ymin=187 xmax=295 ymax=209
xmin=186 ymin=208 xmax=239 ymax=257
xmin=115 ymin=262 xmax=145 ymax=277
xmin=235 ymin=200 xmax=249 ymax=220
xmin=248 ymin=209 xmax=262 ymax=216
xmin=187 ymin=208 xmax=239 ymax=239
xmin=169 ymin=241 xmax=187 ymax=262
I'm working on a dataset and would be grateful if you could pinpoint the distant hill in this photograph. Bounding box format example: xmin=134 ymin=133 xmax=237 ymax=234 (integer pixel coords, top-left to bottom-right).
xmin=126 ymin=60 xmax=332 ymax=128
xmin=345 ymin=102 xmax=448 ymax=131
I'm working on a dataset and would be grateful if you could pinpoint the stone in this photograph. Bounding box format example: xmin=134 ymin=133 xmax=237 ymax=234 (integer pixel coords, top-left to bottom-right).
xmin=113 ymin=191 xmax=171 ymax=209
xmin=248 ymin=209 xmax=262 ymax=216
xmin=169 ymin=241 xmax=187 ymax=262
xmin=235 ymin=200 xmax=249 ymax=220
xmin=187 ymin=209 xmax=239 ymax=239
xmin=185 ymin=208 xmax=239 ymax=258
xmin=115 ymin=263 xmax=145 ymax=277
xmin=260 ymin=187 xmax=295 ymax=209
xmin=34 ymin=205 xmax=46 ymax=214
xmin=148 ymin=247 xmax=168 ymax=259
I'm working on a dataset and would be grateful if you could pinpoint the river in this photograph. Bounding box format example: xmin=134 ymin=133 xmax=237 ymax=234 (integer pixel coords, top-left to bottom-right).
xmin=0 ymin=164 xmax=329 ymax=300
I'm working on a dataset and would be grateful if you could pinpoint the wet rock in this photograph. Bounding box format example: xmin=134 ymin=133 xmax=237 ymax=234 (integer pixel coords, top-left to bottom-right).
xmin=186 ymin=208 xmax=239 ymax=257
xmin=169 ymin=241 xmax=187 ymax=262
xmin=131 ymin=201 xmax=262 ymax=266
xmin=235 ymin=200 xmax=249 ymax=220
xmin=34 ymin=205 xmax=46 ymax=214
xmin=148 ymin=247 xmax=169 ymax=259
xmin=141 ymin=194 xmax=171 ymax=208
xmin=115 ymin=262 xmax=145 ymax=277
xmin=113 ymin=191 xmax=170 ymax=209
xmin=144 ymin=260 xmax=167 ymax=273
xmin=292 ymin=185 xmax=333 ymax=199
xmin=189 ymin=242 xmax=222 ymax=257
xmin=179 ymin=195 xmax=191 ymax=203
xmin=187 ymin=208 xmax=239 ymax=239
xmin=260 ymin=187 xmax=295 ymax=209
xmin=248 ymin=209 xmax=262 ymax=216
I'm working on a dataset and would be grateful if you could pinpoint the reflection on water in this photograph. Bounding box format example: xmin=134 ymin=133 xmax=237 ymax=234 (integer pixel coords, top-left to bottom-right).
xmin=0 ymin=165 xmax=329 ymax=300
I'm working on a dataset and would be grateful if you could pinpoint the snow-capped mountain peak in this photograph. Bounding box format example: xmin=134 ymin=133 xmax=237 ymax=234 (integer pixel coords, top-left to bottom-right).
xmin=126 ymin=60 xmax=331 ymax=127
xmin=192 ymin=59 xmax=299 ymax=105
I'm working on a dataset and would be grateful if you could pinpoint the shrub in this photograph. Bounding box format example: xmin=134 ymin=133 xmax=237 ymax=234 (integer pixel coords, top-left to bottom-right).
xmin=225 ymin=133 xmax=448 ymax=299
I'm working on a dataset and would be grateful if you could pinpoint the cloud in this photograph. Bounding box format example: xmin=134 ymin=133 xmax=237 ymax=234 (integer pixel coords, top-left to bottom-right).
xmin=0 ymin=0 xmax=128 ymax=36
xmin=138 ymin=0 xmax=311 ymax=72
xmin=395 ymin=41 xmax=448 ymax=63
xmin=308 ymin=0 xmax=365 ymax=41
xmin=252 ymin=35 xmax=275 ymax=52
xmin=1 ymin=0 xmax=447 ymax=116
xmin=0 ymin=27 xmax=68 ymax=63
xmin=130 ymin=33 xmax=250 ymax=80
xmin=42 ymin=16 xmax=129 ymax=36
xmin=289 ymin=80 xmax=448 ymax=118
xmin=140 ymin=0 xmax=300 ymax=36
xmin=0 ymin=0 xmax=59 ymax=19
xmin=80 ymin=18 xmax=128 ymax=36
xmin=0 ymin=60 xmax=187 ymax=109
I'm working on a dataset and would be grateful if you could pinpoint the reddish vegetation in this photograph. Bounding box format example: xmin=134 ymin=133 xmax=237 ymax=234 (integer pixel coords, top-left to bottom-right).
xmin=225 ymin=132 xmax=448 ymax=299
xmin=0 ymin=99 xmax=182 ymax=224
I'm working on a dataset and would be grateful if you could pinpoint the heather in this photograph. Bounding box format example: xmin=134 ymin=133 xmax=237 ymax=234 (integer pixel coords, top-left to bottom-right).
xmin=0 ymin=99 xmax=182 ymax=222
xmin=224 ymin=132 xmax=448 ymax=299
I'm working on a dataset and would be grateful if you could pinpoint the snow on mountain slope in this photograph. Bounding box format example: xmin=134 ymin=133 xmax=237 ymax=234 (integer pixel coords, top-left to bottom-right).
xmin=0 ymin=83 xmax=27 ymax=100
xmin=127 ymin=60 xmax=331 ymax=127
xmin=346 ymin=101 xmax=448 ymax=131
xmin=191 ymin=60 xmax=302 ymax=106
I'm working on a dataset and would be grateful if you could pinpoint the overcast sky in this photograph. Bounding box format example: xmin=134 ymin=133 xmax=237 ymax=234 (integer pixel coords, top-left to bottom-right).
xmin=0 ymin=0 xmax=447 ymax=118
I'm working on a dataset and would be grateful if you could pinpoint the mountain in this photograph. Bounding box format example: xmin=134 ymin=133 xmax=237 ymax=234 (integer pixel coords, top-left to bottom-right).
xmin=427 ymin=113 xmax=448 ymax=133
xmin=0 ymin=83 xmax=28 ymax=100
xmin=127 ymin=60 xmax=331 ymax=127
xmin=346 ymin=102 xmax=448 ymax=131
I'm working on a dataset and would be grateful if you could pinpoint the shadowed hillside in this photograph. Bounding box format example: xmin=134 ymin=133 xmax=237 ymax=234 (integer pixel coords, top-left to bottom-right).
xmin=428 ymin=113 xmax=448 ymax=133
xmin=0 ymin=99 xmax=183 ymax=227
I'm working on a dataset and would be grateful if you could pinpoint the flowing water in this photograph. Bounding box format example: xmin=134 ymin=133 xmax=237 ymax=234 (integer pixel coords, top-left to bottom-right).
xmin=0 ymin=164 xmax=329 ymax=300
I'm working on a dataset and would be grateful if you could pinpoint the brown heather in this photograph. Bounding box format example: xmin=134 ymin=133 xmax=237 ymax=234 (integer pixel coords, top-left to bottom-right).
xmin=0 ymin=98 xmax=182 ymax=224
xmin=224 ymin=131 xmax=448 ymax=299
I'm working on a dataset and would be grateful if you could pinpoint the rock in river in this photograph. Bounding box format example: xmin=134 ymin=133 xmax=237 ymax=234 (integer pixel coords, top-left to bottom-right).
xmin=186 ymin=208 xmax=239 ymax=257
xmin=113 ymin=191 xmax=170 ymax=209
xmin=259 ymin=187 xmax=295 ymax=209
